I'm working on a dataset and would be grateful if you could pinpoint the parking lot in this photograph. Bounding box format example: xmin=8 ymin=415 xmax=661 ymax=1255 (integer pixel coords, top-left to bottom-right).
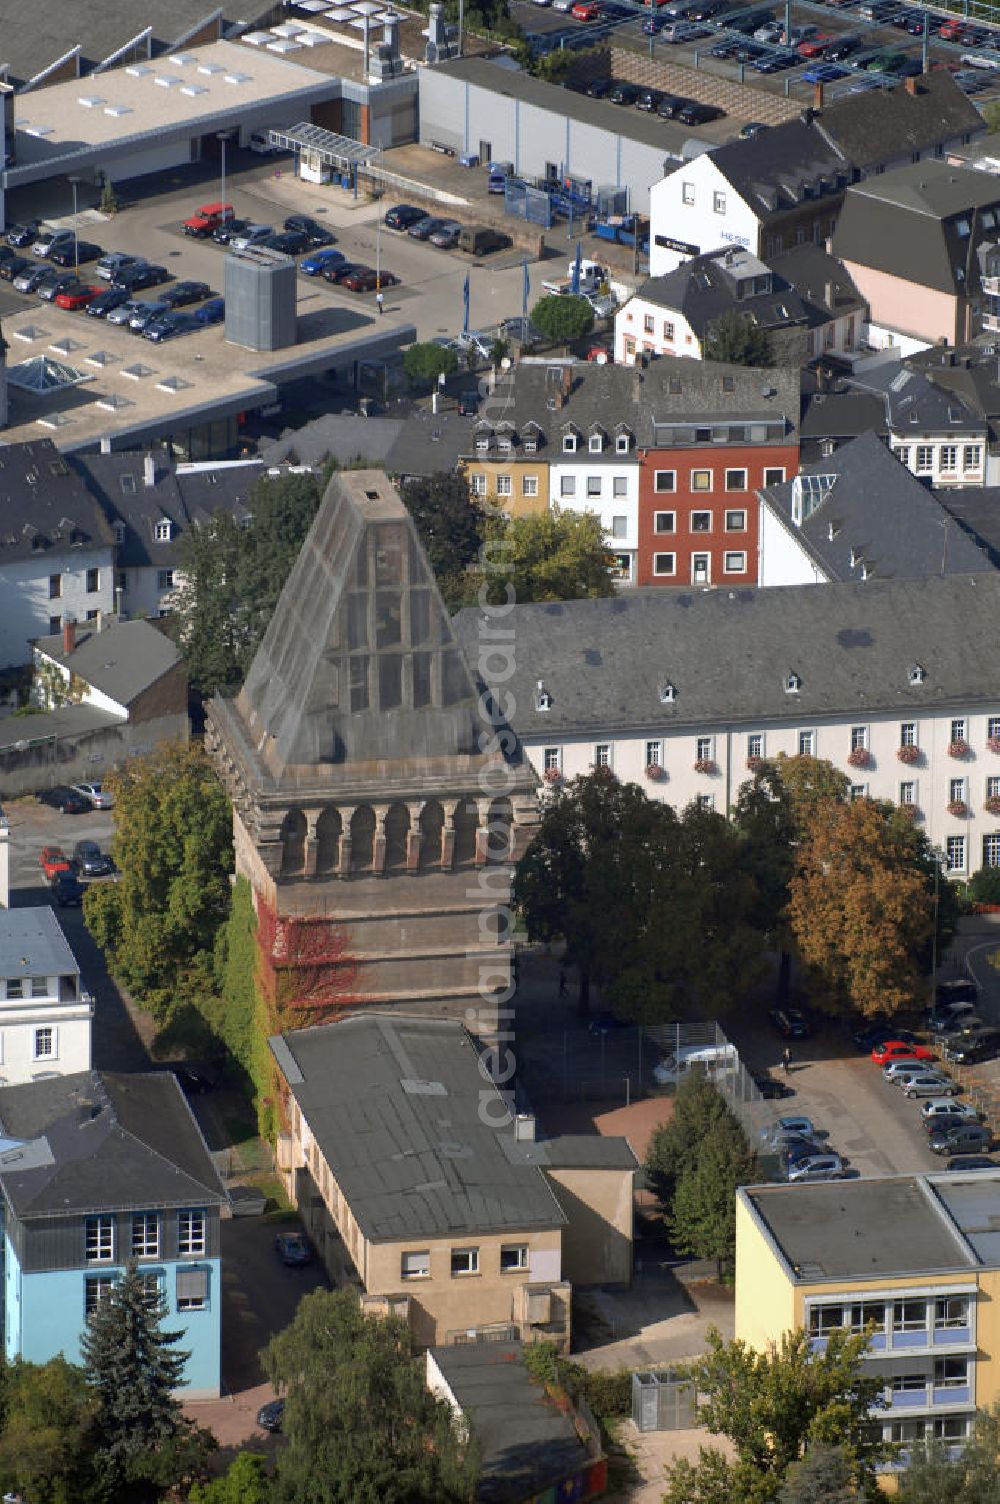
xmin=513 ymin=0 xmax=1000 ymax=107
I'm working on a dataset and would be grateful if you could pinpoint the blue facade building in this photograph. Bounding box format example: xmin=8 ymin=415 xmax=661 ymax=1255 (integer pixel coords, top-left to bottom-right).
xmin=0 ymin=1070 xmax=226 ymax=1397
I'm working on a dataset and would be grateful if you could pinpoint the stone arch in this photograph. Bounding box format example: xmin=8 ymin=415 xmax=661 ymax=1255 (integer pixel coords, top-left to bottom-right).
xmin=350 ymin=805 xmax=376 ymax=872
xmin=486 ymin=797 xmax=513 ymax=862
xmin=384 ymin=802 xmax=411 ymax=870
xmin=419 ymin=800 xmax=445 ymax=868
xmin=315 ymin=807 xmax=343 ymax=875
xmin=453 ymin=797 xmax=480 ymax=866
xmin=280 ymin=808 xmax=307 ymax=876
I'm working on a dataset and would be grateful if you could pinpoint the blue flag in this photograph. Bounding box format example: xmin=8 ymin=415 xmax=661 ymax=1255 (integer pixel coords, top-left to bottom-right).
xmin=571 ymin=241 xmax=582 ymax=296
xmin=463 ymin=272 xmax=470 ymax=334
xmin=522 ymin=259 xmax=530 ymax=322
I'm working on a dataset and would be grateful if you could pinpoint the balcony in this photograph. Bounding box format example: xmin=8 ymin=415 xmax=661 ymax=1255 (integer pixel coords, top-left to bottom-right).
xmin=887 ymin=1383 xmax=973 ymax=1411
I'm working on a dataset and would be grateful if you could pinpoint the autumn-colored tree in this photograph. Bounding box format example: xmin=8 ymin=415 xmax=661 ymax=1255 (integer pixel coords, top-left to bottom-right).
xmin=787 ymin=798 xmax=935 ymax=1019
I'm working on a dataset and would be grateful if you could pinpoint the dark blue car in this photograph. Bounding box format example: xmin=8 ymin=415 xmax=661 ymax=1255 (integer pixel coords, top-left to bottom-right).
xmin=192 ymin=297 xmax=225 ymax=325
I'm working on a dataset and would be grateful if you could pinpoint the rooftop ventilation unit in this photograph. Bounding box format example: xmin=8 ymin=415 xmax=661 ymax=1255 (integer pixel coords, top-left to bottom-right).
xmin=181 ymin=84 xmax=208 ymax=96
xmin=125 ymin=63 xmax=153 ymax=77
xmin=78 ymin=95 xmax=105 ymax=108
xmin=104 ymin=104 xmax=132 ymax=117
xmin=225 ymin=71 xmax=252 ymax=84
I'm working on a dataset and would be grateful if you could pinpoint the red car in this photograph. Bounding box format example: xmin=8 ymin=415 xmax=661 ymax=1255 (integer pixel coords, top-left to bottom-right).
xmin=341 ymin=268 xmax=400 ymax=293
xmin=571 ymin=2 xmax=601 ymax=18
xmin=40 ymin=846 xmax=73 ymax=881
xmin=798 ymin=32 xmax=834 ymax=55
xmin=872 ymin=1039 xmax=935 ymax=1066
xmin=938 ymin=18 xmax=964 ymax=38
xmin=54 ymin=284 xmax=102 ymax=311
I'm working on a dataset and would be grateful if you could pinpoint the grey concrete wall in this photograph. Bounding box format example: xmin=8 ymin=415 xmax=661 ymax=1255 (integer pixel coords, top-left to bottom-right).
xmin=0 ymin=712 xmax=189 ymax=799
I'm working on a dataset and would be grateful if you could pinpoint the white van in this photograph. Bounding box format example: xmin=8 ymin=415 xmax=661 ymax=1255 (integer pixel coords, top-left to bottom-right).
xmin=653 ymin=1042 xmax=738 ymax=1085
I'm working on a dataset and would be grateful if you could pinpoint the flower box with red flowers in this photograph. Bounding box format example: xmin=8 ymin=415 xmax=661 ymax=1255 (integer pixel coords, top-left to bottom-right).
xmin=694 ymin=757 xmax=717 ymax=775
xmin=947 ymin=799 xmax=968 ymax=818
xmin=543 ymin=767 xmax=562 ymax=785
xmin=897 ymin=745 xmax=921 ymax=765
xmin=948 ymin=739 xmax=971 ymax=759
xmin=645 ymin=764 xmax=664 ymax=781
xmin=746 ymin=756 xmax=765 ymax=772
xmin=986 ymin=796 xmax=1000 ymax=816
xmin=847 ymin=747 xmax=871 ymax=768
xmin=990 ymin=736 xmax=1000 ymax=756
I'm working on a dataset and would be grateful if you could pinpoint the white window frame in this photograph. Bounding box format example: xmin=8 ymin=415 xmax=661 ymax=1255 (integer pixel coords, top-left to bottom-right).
xmin=615 ymin=434 xmax=630 ymax=454
xmin=589 ymin=432 xmax=604 ymax=453
xmin=85 ymin=1275 xmax=116 ymax=1316
xmin=653 ymin=552 xmax=676 ymax=576
xmin=543 ymin=746 xmax=561 ymax=772
xmin=682 ymin=181 xmax=695 ymax=205
xmin=723 ymin=551 xmax=746 ymax=573
xmin=562 ymin=433 xmax=577 ymax=454
xmin=86 ymin=1215 xmax=114 ymax=1264
xmin=725 ymin=509 xmax=747 ymax=531
xmin=899 ymin=781 xmax=916 ymax=806
xmin=450 ymin=1247 xmax=480 ymax=1276
xmin=850 ymin=725 xmax=868 ymax=752
xmin=560 ymin=475 xmax=576 ymax=498
xmin=469 ymin=473 xmax=487 ymax=497
xmin=690 ymin=510 xmax=712 ymax=533
xmin=900 ymin=721 xmax=917 ymax=747
xmin=500 ymin=1243 xmax=529 ymax=1272
xmin=946 ymin=835 xmax=967 ymax=873
xmin=763 ymin=467 xmax=786 ymax=486
xmin=594 ymin=742 xmax=612 ymax=768
xmin=798 ymin=729 xmax=816 ymax=756
xmin=177 ymin=1209 xmax=206 ymax=1257
xmin=132 ymin=1213 xmax=159 ymax=1259
xmin=713 ymin=190 xmax=726 ymax=214
xmin=691 ymin=469 xmax=713 ymax=493
xmin=495 ymin=474 xmax=512 ymax=497
xmin=646 ymin=739 xmax=662 ymax=767
xmin=654 ymin=511 xmax=675 ymax=533
xmin=951 ymin=718 xmax=967 ymax=742
xmin=157 ymin=569 xmax=174 ymax=592
xmin=154 ymin=520 xmax=172 ymax=542
xmin=521 ymin=475 xmax=538 ymax=498
xmin=653 ymin=470 xmax=676 ymax=493
xmin=33 ymin=1026 xmax=56 ymax=1061
xmin=696 ymin=735 xmax=713 ymax=761
xmin=747 ymin=733 xmax=763 ymax=760
xmin=586 ymin=475 xmax=602 ymax=498
xmin=401 ymin=1249 xmax=431 ymax=1279
xmin=724 ymin=469 xmax=747 ymax=492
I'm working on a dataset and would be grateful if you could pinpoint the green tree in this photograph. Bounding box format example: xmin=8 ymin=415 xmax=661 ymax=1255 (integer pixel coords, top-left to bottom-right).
xmin=190 ymin=1452 xmax=271 ymax=1504
xmin=669 ymin=1113 xmax=759 ymax=1277
xmin=400 ymin=472 xmax=487 ymax=609
xmin=265 ymin=1288 xmax=476 ymax=1504
xmin=402 ymin=341 xmax=459 ymax=385
xmin=0 ymin=1356 xmax=99 ymax=1504
xmin=81 ymin=1261 xmax=214 ymax=1501
xmin=769 ymin=754 xmax=851 ymax=834
xmin=530 ymin=293 xmax=595 ymax=345
xmin=83 ymin=742 xmax=233 ymax=1018
xmin=898 ymin=1404 xmax=1000 ymax=1504
xmin=663 ymin=1328 xmax=886 ymax=1504
xmin=787 ymin=796 xmax=938 ymax=1019
xmin=778 ymin=1443 xmax=859 ymax=1504
xmin=646 ymin=1070 xmax=732 ymax=1205
xmin=702 ymin=311 xmax=773 ymax=367
xmin=470 ymin=507 xmax=613 ymax=606
xmin=968 ymin=865 xmax=1000 ymax=905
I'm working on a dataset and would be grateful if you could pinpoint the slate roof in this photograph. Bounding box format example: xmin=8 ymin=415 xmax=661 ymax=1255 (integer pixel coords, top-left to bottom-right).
xmin=766 ymin=244 xmax=867 ymax=322
xmin=907 ymin=344 xmax=1000 ymax=442
xmin=799 ymin=390 xmax=885 ymax=444
xmin=452 ymin=572 xmax=1000 ymax=738
xmin=74 ymin=452 xmax=262 ymax=571
xmin=0 ymin=439 xmax=115 ymax=566
xmin=34 ymin=616 xmax=182 ymax=708
xmin=816 ymin=72 xmax=985 ymax=173
xmin=271 ymin=1015 xmax=567 ymax=1242
xmin=469 ymin=358 xmax=800 ymax=457
xmin=431 ymin=1343 xmax=588 ymax=1504
xmin=846 ymin=359 xmax=986 ymax=435
xmin=259 ymin=416 xmax=405 ymax=471
xmin=833 ymin=161 xmax=1000 ymax=295
xmin=0 ymin=907 xmax=79 ymax=981
xmin=707 ymin=118 xmax=849 ymax=215
xmin=761 ymin=431 xmax=989 ymax=583
xmin=936 ymin=487 xmax=1000 ymax=568
xmin=633 ymin=249 xmax=813 ymax=340
xmin=0 ymin=0 xmax=229 ymax=88
xmin=0 ymin=1071 xmax=226 ymax=1220
xmin=507 ymin=1135 xmax=639 ymax=1171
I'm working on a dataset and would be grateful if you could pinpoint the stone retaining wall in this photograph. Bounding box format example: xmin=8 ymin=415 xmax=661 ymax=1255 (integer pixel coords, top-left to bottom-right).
xmin=610 ymin=46 xmax=803 ymax=125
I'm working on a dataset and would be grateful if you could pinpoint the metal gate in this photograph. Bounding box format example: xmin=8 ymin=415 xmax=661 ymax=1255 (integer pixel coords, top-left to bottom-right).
xmin=504 ymin=178 xmax=553 ymax=228
xmin=632 ymin=1370 xmax=698 ymax=1432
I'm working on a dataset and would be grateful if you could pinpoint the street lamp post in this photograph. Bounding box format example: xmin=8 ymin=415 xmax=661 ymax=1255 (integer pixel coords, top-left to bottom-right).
xmin=375 ymin=144 xmax=383 ymax=290
xmin=68 ymin=176 xmax=81 ymax=274
xmin=217 ymin=131 xmax=231 ymax=219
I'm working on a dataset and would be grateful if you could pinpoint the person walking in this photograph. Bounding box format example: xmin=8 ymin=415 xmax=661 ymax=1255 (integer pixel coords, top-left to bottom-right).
xmin=782 ymin=1046 xmax=792 ymax=1074
xmin=375 ymin=290 xmax=384 ymax=315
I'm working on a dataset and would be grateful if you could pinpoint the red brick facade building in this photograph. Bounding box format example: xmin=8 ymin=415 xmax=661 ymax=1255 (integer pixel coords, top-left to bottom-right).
xmin=637 ymin=437 xmax=801 ymax=587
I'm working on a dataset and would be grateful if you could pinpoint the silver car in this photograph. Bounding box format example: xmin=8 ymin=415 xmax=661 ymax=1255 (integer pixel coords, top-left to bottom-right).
xmin=882 ymin=1058 xmax=926 ymax=1082
xmin=787 ymin=1153 xmax=844 ymax=1183
xmin=229 ymin=224 xmax=274 ymax=251
xmin=429 ymin=220 xmax=462 ymax=249
xmin=128 ymin=300 xmax=170 ymax=334
xmin=106 ymin=300 xmax=144 ymax=326
xmin=900 ymin=1072 xmax=958 ymax=1100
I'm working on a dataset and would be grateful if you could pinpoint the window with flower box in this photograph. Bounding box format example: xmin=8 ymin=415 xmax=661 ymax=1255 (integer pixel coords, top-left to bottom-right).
xmin=696 ymin=737 xmax=713 ymax=761
xmin=850 ymin=726 xmax=868 ymax=752
xmin=952 ymin=719 xmax=967 ymax=743
xmin=543 ymin=747 xmax=560 ymax=772
xmin=950 ymin=778 xmax=967 ymax=804
xmin=747 ymin=734 xmax=763 ymax=761
xmin=646 ymin=740 xmax=662 ymax=767
xmin=900 ymin=721 xmax=916 ymax=747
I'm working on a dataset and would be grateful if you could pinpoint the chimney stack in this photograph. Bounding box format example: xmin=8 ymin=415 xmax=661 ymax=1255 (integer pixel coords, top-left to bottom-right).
xmin=62 ymin=616 xmax=76 ymax=656
xmin=143 ymin=453 xmax=156 ymax=488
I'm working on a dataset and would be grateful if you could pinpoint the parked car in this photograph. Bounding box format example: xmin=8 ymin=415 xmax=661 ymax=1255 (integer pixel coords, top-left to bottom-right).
xmin=52 ymin=874 xmax=86 ymax=907
xmin=275 ymin=1231 xmax=313 ymax=1267
xmin=262 ymin=230 xmax=310 ymax=256
xmin=661 ymin=20 xmax=710 ymax=40
xmin=929 ymin=1001 xmax=978 ymax=1033
xmin=300 ymin=247 xmax=347 ymax=276
xmin=341 ymin=268 xmax=400 ymax=293
xmin=872 ymin=1039 xmax=935 ymax=1066
xmin=106 ymin=300 xmax=145 ymax=327
xmin=0 ymin=253 xmax=31 ymax=284
xmin=429 ymin=220 xmax=462 ymax=249
xmin=31 ymin=228 xmax=74 ymax=258
xmin=739 ymin=120 xmax=768 ymax=137
xmin=853 ymin=1021 xmax=920 ymax=1050
xmin=49 ymin=240 xmax=102 ymax=268
xmin=383 ymin=205 xmax=426 ymax=232
xmin=929 ymin=1122 xmax=992 ymax=1156
xmin=37 ymin=786 xmax=88 ymax=814
xmin=159 ymin=280 xmax=213 ymax=308
xmin=942 ymin=1029 xmax=999 ymax=1065
xmin=786 ymin=1153 xmax=844 ymax=1182
xmin=96 ymin=252 xmax=143 ymax=282
xmin=144 ymin=311 xmax=200 ymax=343
xmin=769 ymin=1007 xmax=810 ymax=1039
xmin=73 ymin=840 xmax=115 ymax=877
xmin=570 ymin=2 xmax=601 ymax=19
xmin=257 ymin=1399 xmax=284 ymax=1433
xmin=112 ymin=263 xmax=170 ymax=292
xmin=945 ymin=1154 xmax=998 ymax=1171
xmin=798 ymin=31 xmax=835 ymax=54
xmin=191 ymin=297 xmax=225 ymax=326
xmin=676 ymin=100 xmax=723 ymax=124
xmin=753 ymin=48 xmax=801 ymax=70
xmin=40 ymin=846 xmax=74 ymax=880
xmin=54 ymin=284 xmax=102 ymax=311
xmin=900 ymin=1072 xmax=958 ymax=1100
xmin=920 ymin=1096 xmax=978 ymax=1123
xmin=803 ymin=61 xmax=848 ymax=81
xmin=457 ymin=226 xmax=510 ymax=257
xmin=213 ymin=217 xmax=250 ymax=246
xmin=38 ymin=272 xmax=86 ymax=303
xmin=761 ymin=1115 xmax=819 ymax=1146
xmin=882 ymin=1059 xmax=928 ymax=1082
xmin=283 ymin=214 xmax=335 ymax=245
xmin=128 ymin=300 xmax=172 ymax=334
xmin=826 ymin=33 xmax=862 ymax=56
xmin=229 ymin=225 xmax=274 ymax=251
xmin=407 ymin=215 xmax=448 ymax=240
xmin=86 ymin=287 xmax=131 ymax=318
xmin=6 ymin=219 xmax=41 ymax=248
xmin=609 ymin=81 xmax=640 ymax=104
xmin=657 ymin=93 xmax=688 ymax=118
xmin=72 ymin=784 xmax=114 ymax=815
xmin=584 ymin=77 xmax=611 ymax=96
xmin=14 ymin=264 xmax=59 ymax=294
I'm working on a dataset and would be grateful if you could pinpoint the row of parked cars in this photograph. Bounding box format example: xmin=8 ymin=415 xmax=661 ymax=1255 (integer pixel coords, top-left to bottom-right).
xmin=761 ymin=1113 xmax=845 ymax=1182
xmin=578 ymin=76 xmax=723 ymax=123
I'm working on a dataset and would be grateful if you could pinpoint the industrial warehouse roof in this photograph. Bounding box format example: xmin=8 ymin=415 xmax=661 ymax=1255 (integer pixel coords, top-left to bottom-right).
xmin=0 ymin=1071 xmax=226 ymax=1220
xmin=452 ymin=572 xmax=1000 ymax=738
xmin=741 ymin=1179 xmax=979 ymax=1281
xmin=270 ymin=1015 xmax=568 ymax=1241
xmin=0 ymin=0 xmax=230 ymax=89
xmin=0 ymin=907 xmax=80 ymax=981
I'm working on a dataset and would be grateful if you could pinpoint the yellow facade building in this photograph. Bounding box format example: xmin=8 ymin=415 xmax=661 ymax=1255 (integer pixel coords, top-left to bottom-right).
xmin=737 ymin=1175 xmax=1000 ymax=1472
xmin=272 ymin=1013 xmax=637 ymax=1351
xmin=460 ymin=451 xmax=549 ymax=516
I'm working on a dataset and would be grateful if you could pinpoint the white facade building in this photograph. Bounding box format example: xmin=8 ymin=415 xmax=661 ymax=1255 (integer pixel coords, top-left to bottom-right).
xmin=649 ymin=155 xmax=759 ymax=277
xmin=0 ymin=909 xmax=91 ymax=1084
xmin=0 ymin=547 xmax=115 ymax=670
xmin=547 ymin=437 xmax=640 ymax=586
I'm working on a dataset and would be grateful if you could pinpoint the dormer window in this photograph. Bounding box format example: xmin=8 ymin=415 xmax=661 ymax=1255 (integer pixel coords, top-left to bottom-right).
xmin=909 ymin=664 xmax=927 ymax=686
xmin=523 ymin=435 xmax=537 ymax=454
xmin=785 ymin=671 xmax=802 ymax=694
xmin=589 ymin=428 xmax=605 ymax=453
xmin=562 ymin=432 xmax=578 ymax=454
xmin=154 ymin=520 xmax=172 ymax=543
xmin=659 ymin=681 xmax=676 ymax=704
xmin=113 ymin=522 xmax=125 ymax=544
xmin=475 ymin=427 xmax=492 ymax=452
xmin=535 ymin=681 xmax=553 ymax=712
xmin=497 ymin=434 xmax=513 ymax=453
